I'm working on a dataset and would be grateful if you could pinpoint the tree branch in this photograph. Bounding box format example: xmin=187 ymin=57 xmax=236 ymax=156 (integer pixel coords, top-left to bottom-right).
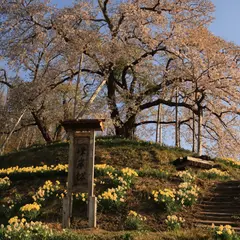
xmin=140 ymin=98 xmax=197 ymax=114
xmin=135 ymin=117 xmax=192 ymax=127
xmin=0 ymin=69 xmax=13 ymax=88
xmin=0 ymin=123 xmax=37 ymax=135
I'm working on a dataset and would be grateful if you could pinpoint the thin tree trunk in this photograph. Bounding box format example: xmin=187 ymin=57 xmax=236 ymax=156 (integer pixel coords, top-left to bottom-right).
xmin=0 ymin=109 xmax=27 ymax=155
xmin=192 ymin=111 xmax=196 ymax=152
xmin=54 ymin=124 xmax=63 ymax=141
xmin=197 ymin=108 xmax=203 ymax=156
xmin=25 ymin=127 xmax=30 ymax=148
xmin=73 ymin=54 xmax=84 ymax=119
xmin=61 ymin=78 xmax=107 ymax=141
xmin=29 ymin=127 xmax=36 ymax=146
xmin=63 ymin=95 xmax=70 ymax=120
xmin=175 ymin=87 xmax=180 ymax=147
xmin=17 ymin=130 xmax=24 ymax=151
xmin=32 ymin=112 xmax=52 ymax=144
xmin=156 ymin=105 xmax=160 ymax=143
xmin=159 ymin=112 xmax=162 ymax=146
xmin=156 ymin=104 xmax=162 ymax=145
xmin=76 ymin=78 xmax=107 ymax=119
xmin=178 ymin=122 xmax=181 ymax=148
xmin=0 ymin=134 xmax=4 ymax=144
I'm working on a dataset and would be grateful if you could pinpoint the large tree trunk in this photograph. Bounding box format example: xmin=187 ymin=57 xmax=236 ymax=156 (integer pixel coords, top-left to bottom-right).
xmin=106 ymin=70 xmax=138 ymax=139
xmin=107 ymin=71 xmax=124 ymax=136
xmin=197 ymin=108 xmax=203 ymax=156
xmin=32 ymin=112 xmax=52 ymax=144
xmin=123 ymin=115 xmax=136 ymax=139
xmin=112 ymin=114 xmax=136 ymax=139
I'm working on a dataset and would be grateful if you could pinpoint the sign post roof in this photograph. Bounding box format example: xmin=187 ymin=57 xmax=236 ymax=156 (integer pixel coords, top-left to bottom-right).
xmin=61 ymin=119 xmax=105 ymax=132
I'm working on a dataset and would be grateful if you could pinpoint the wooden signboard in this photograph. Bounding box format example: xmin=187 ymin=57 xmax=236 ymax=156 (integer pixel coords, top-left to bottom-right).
xmin=73 ymin=135 xmax=90 ymax=192
xmin=61 ymin=119 xmax=104 ymax=229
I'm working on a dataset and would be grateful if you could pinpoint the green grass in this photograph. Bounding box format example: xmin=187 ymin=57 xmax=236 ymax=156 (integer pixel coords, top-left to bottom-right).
xmin=0 ymin=138 xmax=240 ymax=240
xmin=0 ymin=138 xmax=192 ymax=169
xmin=48 ymin=228 xmax=214 ymax=240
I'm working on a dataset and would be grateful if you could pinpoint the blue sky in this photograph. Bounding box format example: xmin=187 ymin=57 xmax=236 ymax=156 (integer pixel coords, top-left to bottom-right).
xmin=210 ymin=0 xmax=240 ymax=45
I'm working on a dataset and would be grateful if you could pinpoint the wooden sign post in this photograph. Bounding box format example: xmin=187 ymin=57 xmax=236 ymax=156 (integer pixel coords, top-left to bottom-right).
xmin=61 ymin=119 xmax=104 ymax=229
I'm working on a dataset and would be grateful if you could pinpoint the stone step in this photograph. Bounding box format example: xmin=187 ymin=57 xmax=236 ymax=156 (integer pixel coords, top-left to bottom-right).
xmin=213 ymin=186 xmax=240 ymax=190
xmin=198 ymin=204 xmax=240 ymax=209
xmin=199 ymin=203 xmax=240 ymax=208
xmin=200 ymin=198 xmax=240 ymax=203
xmin=202 ymin=196 xmax=240 ymax=200
xmin=214 ymin=187 xmax=240 ymax=191
xmin=203 ymin=195 xmax=240 ymax=199
xmin=217 ymin=181 xmax=240 ymax=185
xmin=194 ymin=181 xmax=240 ymax=233
xmin=211 ymin=191 xmax=240 ymax=195
xmin=199 ymin=212 xmax=240 ymax=217
xmin=196 ymin=214 xmax=240 ymax=222
xmin=198 ymin=207 xmax=240 ymax=214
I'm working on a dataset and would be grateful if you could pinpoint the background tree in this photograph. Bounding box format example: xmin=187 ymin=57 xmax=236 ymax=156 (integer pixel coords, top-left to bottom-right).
xmin=0 ymin=0 xmax=239 ymax=158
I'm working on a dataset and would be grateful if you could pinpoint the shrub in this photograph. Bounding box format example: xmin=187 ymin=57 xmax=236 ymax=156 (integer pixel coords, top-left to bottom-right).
xmin=165 ymin=215 xmax=185 ymax=230
xmin=124 ymin=210 xmax=146 ymax=230
xmin=152 ymin=182 xmax=200 ymax=212
xmin=138 ymin=168 xmax=169 ymax=179
xmin=199 ymin=168 xmax=230 ymax=180
xmin=176 ymin=170 xmax=195 ymax=183
xmin=33 ymin=180 xmax=61 ymax=203
xmin=152 ymin=188 xmax=177 ymax=213
xmin=74 ymin=193 xmax=88 ymax=203
xmin=211 ymin=224 xmax=240 ymax=240
xmin=20 ymin=202 xmax=41 ymax=220
xmin=0 ymin=164 xmax=68 ymax=179
xmin=119 ymin=168 xmax=138 ymax=188
xmin=98 ymin=186 xmax=126 ymax=211
xmin=95 ymin=164 xmax=116 ymax=177
xmin=0 ymin=177 xmax=11 ymax=190
xmin=1 ymin=195 xmax=23 ymax=219
xmin=0 ymin=217 xmax=53 ymax=240
xmin=176 ymin=182 xmax=200 ymax=206
xmin=220 ymin=158 xmax=240 ymax=169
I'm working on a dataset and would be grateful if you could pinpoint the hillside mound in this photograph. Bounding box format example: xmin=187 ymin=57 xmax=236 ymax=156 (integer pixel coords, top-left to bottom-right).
xmin=0 ymin=138 xmax=240 ymax=240
xmin=0 ymin=138 xmax=192 ymax=169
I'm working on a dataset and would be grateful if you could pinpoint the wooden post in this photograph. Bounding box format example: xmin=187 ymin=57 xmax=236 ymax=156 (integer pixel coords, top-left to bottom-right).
xmin=61 ymin=119 xmax=104 ymax=230
xmin=88 ymin=196 xmax=97 ymax=228
xmin=88 ymin=131 xmax=96 ymax=228
xmin=62 ymin=195 xmax=72 ymax=228
xmin=62 ymin=130 xmax=75 ymax=228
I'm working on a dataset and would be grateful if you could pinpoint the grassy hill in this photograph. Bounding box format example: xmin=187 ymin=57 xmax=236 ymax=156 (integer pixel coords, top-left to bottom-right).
xmin=0 ymin=138 xmax=239 ymax=240
xmin=0 ymin=138 xmax=193 ymax=169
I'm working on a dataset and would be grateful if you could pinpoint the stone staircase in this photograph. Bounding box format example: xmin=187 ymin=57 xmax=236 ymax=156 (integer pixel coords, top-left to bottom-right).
xmin=194 ymin=180 xmax=240 ymax=233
